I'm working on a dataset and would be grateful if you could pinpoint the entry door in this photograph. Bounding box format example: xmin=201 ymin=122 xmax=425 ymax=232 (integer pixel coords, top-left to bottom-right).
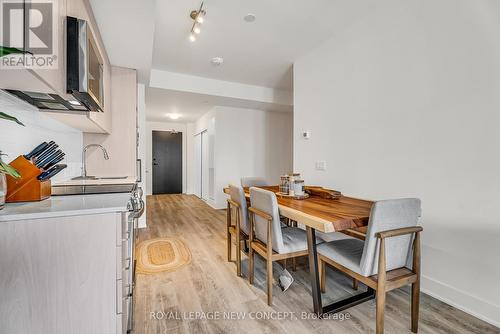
xmin=152 ymin=131 xmax=182 ymax=194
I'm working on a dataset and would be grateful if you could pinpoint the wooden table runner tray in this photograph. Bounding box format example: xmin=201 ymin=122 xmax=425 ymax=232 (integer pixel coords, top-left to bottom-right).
xmin=276 ymin=192 xmax=309 ymax=200
xmin=304 ymin=186 xmax=342 ymax=200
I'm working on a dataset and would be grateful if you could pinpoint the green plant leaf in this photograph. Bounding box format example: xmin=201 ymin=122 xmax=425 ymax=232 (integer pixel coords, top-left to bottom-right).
xmin=0 ymin=112 xmax=24 ymax=126
xmin=0 ymin=46 xmax=32 ymax=58
xmin=0 ymin=161 xmax=21 ymax=179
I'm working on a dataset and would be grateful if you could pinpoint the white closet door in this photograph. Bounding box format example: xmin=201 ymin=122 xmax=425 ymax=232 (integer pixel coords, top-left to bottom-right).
xmin=194 ymin=133 xmax=202 ymax=198
xmin=201 ymin=130 xmax=209 ymax=201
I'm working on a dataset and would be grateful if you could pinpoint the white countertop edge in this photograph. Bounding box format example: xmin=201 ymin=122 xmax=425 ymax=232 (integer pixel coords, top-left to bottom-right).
xmin=0 ymin=193 xmax=131 ymax=222
xmin=0 ymin=207 xmax=129 ymax=222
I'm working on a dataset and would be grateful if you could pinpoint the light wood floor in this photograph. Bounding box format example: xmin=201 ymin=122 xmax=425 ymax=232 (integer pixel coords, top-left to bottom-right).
xmin=134 ymin=195 xmax=499 ymax=334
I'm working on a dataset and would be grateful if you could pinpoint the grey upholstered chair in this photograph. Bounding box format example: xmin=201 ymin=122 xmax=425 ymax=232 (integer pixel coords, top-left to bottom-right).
xmin=318 ymin=198 xmax=423 ymax=334
xmin=248 ymin=187 xmax=322 ymax=305
xmin=226 ymin=184 xmax=250 ymax=277
xmin=315 ymin=231 xmax=360 ymax=289
xmin=240 ymin=176 xmax=268 ymax=188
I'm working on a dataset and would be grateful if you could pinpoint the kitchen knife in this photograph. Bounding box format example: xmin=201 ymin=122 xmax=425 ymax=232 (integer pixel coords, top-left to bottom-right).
xmin=41 ymin=153 xmax=65 ymax=170
xmin=38 ymin=164 xmax=67 ymax=181
xmin=31 ymin=141 xmax=55 ymax=160
xmin=40 ymin=152 xmax=65 ymax=170
xmin=36 ymin=149 xmax=62 ymax=168
xmin=34 ymin=142 xmax=59 ymax=164
xmin=25 ymin=142 xmax=48 ymax=160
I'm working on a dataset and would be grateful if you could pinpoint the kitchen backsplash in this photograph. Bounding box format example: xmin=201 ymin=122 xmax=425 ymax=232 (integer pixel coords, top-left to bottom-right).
xmin=0 ymin=90 xmax=83 ymax=181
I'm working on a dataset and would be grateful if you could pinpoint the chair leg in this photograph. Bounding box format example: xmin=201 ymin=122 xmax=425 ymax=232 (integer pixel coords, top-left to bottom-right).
xmin=267 ymin=257 xmax=273 ymax=306
xmin=248 ymin=245 xmax=255 ymax=284
xmin=376 ymin=290 xmax=386 ymax=334
xmin=226 ymin=230 xmax=232 ymax=262
xmin=376 ymin=237 xmax=387 ymax=334
xmin=319 ymin=258 xmax=326 ymax=293
xmin=411 ymin=281 xmax=420 ymax=333
xmin=236 ymin=233 xmax=241 ymax=277
xmin=352 ymin=278 xmax=359 ymax=290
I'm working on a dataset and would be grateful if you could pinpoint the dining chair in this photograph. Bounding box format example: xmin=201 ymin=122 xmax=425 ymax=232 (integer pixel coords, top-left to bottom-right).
xmin=315 ymin=231 xmax=360 ymax=290
xmin=248 ymin=187 xmax=322 ymax=305
xmin=317 ymin=198 xmax=422 ymax=334
xmin=240 ymin=176 xmax=268 ymax=188
xmin=226 ymin=184 xmax=250 ymax=277
xmin=240 ymin=176 xmax=295 ymax=229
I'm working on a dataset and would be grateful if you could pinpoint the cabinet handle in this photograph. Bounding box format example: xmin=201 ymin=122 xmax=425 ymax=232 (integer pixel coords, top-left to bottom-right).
xmin=124 ymin=257 xmax=131 ymax=270
xmin=116 ymin=279 xmax=123 ymax=315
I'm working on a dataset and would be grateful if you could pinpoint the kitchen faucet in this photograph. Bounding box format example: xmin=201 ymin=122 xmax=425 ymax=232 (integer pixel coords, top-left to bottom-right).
xmin=73 ymin=144 xmax=109 ymax=180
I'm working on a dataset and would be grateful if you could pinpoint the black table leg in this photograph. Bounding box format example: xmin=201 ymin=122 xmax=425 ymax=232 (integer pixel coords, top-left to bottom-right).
xmin=307 ymin=226 xmax=376 ymax=317
xmin=306 ymin=226 xmax=323 ymax=315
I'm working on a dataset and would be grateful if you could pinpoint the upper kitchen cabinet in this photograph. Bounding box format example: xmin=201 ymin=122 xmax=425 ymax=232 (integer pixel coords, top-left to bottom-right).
xmin=0 ymin=0 xmax=112 ymax=134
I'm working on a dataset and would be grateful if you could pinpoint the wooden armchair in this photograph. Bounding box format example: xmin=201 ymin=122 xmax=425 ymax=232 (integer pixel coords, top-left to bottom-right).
xmin=318 ymin=198 xmax=422 ymax=334
xmin=248 ymin=187 xmax=319 ymax=305
xmin=226 ymin=185 xmax=250 ymax=277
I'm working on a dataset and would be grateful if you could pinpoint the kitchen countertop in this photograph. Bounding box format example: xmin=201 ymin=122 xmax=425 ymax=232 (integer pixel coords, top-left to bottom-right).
xmin=53 ymin=176 xmax=137 ymax=186
xmin=0 ymin=193 xmax=131 ymax=222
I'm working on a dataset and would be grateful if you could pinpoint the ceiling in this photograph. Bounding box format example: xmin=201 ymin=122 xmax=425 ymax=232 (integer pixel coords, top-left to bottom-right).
xmin=89 ymin=0 xmax=156 ymax=83
xmin=90 ymin=0 xmax=378 ymax=122
xmin=146 ymin=88 xmax=212 ymax=123
xmin=146 ymin=88 xmax=292 ymax=123
xmin=152 ymin=0 xmax=375 ymax=91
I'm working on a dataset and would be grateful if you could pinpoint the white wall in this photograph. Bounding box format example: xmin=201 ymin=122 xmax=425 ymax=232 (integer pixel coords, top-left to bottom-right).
xmin=187 ymin=106 xmax=293 ymax=209
xmin=145 ymin=121 xmax=187 ymax=195
xmin=294 ymin=0 xmax=500 ymax=326
xmin=84 ymin=67 xmax=137 ymax=177
xmin=0 ymin=91 xmax=82 ymax=180
xmin=136 ymin=83 xmax=147 ymax=228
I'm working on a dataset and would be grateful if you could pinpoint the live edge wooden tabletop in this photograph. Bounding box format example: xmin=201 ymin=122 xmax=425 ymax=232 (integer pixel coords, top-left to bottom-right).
xmin=224 ymin=185 xmax=373 ymax=234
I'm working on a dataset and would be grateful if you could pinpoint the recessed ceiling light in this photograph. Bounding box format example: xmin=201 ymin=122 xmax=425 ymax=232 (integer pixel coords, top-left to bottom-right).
xmin=167 ymin=113 xmax=181 ymax=120
xmin=211 ymin=56 xmax=224 ymax=66
xmin=68 ymin=100 xmax=81 ymax=106
xmin=244 ymin=13 xmax=256 ymax=22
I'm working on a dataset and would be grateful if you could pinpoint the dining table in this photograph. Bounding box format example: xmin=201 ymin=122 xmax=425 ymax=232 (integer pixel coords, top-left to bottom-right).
xmin=224 ymin=185 xmax=375 ymax=316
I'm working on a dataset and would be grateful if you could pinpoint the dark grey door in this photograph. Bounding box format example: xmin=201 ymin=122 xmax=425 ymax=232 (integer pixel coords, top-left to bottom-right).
xmin=152 ymin=131 xmax=182 ymax=194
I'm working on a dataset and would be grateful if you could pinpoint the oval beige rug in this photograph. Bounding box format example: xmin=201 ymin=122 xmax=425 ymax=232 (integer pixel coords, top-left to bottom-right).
xmin=135 ymin=237 xmax=191 ymax=275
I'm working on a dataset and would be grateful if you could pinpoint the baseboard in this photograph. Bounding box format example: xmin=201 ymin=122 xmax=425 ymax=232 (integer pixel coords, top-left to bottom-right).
xmin=421 ymin=275 xmax=500 ymax=328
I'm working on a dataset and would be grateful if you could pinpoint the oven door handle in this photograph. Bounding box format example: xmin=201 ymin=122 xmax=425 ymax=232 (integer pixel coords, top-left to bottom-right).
xmin=135 ymin=199 xmax=145 ymax=218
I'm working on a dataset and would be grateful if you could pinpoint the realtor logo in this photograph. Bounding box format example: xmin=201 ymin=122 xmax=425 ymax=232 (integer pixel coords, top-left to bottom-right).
xmin=1 ymin=0 xmax=58 ymax=69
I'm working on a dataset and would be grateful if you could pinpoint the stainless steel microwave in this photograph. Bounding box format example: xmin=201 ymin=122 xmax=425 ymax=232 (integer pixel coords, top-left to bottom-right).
xmin=4 ymin=17 xmax=104 ymax=112
xmin=66 ymin=16 xmax=104 ymax=112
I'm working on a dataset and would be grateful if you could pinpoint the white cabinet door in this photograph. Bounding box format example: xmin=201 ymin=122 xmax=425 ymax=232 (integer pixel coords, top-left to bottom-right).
xmin=0 ymin=213 xmax=119 ymax=334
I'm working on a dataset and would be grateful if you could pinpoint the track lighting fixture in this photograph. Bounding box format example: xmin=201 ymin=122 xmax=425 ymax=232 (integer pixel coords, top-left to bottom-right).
xmin=189 ymin=2 xmax=206 ymax=42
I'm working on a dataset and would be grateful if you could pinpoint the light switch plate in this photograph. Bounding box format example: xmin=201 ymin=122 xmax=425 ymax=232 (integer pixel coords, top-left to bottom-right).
xmin=315 ymin=161 xmax=327 ymax=171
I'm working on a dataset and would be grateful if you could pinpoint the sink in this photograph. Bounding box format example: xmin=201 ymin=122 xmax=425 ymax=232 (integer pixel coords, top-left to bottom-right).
xmin=96 ymin=176 xmax=128 ymax=180
xmin=71 ymin=176 xmax=128 ymax=180
xmin=72 ymin=176 xmax=97 ymax=180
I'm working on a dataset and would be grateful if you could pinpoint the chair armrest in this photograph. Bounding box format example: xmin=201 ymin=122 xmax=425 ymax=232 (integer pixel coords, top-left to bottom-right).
xmin=376 ymin=226 xmax=423 ymax=239
xmin=227 ymin=199 xmax=240 ymax=209
xmin=248 ymin=207 xmax=273 ymax=221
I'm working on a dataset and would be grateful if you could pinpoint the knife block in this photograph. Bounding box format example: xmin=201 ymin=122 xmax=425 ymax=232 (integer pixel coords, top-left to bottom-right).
xmin=6 ymin=156 xmax=51 ymax=203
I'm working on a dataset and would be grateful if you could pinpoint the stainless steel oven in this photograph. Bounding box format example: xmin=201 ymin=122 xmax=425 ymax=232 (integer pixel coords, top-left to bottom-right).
xmin=125 ymin=187 xmax=144 ymax=333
